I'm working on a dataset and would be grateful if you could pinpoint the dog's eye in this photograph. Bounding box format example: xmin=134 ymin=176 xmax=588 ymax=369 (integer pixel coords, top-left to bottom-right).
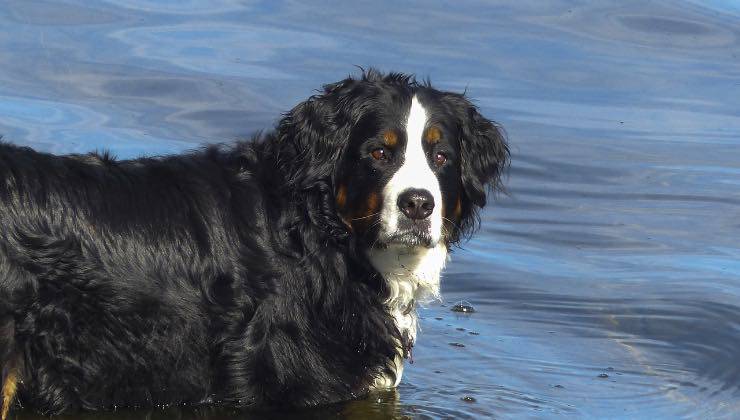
xmin=371 ymin=147 xmax=388 ymax=160
xmin=434 ymin=152 xmax=448 ymax=166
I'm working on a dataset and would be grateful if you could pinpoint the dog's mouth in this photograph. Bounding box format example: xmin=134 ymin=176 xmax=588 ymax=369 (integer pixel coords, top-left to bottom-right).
xmin=380 ymin=220 xmax=434 ymax=248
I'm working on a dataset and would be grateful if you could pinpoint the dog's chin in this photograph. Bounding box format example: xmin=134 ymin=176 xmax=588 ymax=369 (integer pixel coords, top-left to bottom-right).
xmin=377 ymin=230 xmax=435 ymax=249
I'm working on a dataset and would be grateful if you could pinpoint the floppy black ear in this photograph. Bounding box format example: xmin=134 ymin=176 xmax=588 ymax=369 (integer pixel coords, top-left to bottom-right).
xmin=459 ymin=104 xmax=509 ymax=208
xmin=274 ymin=78 xmax=357 ymax=191
xmin=266 ymin=78 xmax=362 ymax=243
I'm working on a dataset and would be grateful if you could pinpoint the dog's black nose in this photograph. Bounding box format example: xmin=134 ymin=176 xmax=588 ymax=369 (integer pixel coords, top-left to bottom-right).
xmin=397 ymin=189 xmax=435 ymax=220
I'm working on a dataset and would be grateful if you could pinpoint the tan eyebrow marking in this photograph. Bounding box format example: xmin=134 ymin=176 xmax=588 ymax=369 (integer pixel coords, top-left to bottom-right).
xmin=383 ymin=130 xmax=398 ymax=147
xmin=425 ymin=126 xmax=441 ymax=144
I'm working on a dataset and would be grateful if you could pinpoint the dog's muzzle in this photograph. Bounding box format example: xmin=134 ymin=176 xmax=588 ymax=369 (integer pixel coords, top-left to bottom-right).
xmin=385 ymin=188 xmax=435 ymax=247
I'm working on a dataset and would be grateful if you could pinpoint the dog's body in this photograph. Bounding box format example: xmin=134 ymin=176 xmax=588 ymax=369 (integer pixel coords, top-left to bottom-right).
xmin=0 ymin=71 xmax=507 ymax=417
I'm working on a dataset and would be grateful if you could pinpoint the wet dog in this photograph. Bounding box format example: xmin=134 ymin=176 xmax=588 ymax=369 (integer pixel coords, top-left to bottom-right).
xmin=0 ymin=70 xmax=508 ymax=417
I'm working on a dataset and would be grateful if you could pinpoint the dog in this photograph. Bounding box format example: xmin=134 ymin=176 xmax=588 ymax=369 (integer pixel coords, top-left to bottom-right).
xmin=0 ymin=70 xmax=508 ymax=418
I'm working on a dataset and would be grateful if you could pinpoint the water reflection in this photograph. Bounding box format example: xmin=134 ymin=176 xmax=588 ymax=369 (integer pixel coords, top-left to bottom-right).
xmin=15 ymin=390 xmax=431 ymax=420
xmin=475 ymin=280 xmax=740 ymax=391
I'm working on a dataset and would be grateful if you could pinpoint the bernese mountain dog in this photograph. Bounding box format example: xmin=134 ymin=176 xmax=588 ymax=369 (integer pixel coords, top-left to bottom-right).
xmin=0 ymin=70 xmax=508 ymax=418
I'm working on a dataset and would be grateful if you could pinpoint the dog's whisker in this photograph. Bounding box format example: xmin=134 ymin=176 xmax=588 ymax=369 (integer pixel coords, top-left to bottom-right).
xmin=350 ymin=212 xmax=380 ymax=221
xmin=442 ymin=216 xmax=463 ymax=232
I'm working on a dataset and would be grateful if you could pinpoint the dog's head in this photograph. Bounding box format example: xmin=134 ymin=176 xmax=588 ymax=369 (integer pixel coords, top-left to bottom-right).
xmin=275 ymin=70 xmax=508 ymax=250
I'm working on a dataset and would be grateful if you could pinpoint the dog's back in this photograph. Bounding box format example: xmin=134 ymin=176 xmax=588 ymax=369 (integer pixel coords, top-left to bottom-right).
xmin=0 ymin=143 xmax=253 ymax=413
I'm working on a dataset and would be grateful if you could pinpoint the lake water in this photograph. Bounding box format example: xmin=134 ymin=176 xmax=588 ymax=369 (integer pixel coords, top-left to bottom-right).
xmin=2 ymin=1 xmax=740 ymax=418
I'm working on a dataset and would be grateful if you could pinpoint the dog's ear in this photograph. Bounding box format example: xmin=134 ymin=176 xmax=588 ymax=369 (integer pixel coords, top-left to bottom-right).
xmin=274 ymin=78 xmax=358 ymax=191
xmin=458 ymin=103 xmax=509 ymax=207
xmin=444 ymin=94 xmax=509 ymax=240
xmin=269 ymin=78 xmax=363 ymax=242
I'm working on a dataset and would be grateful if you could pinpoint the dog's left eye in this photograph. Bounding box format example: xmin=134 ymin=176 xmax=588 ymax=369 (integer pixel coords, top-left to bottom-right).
xmin=434 ymin=152 xmax=448 ymax=166
xmin=371 ymin=147 xmax=388 ymax=160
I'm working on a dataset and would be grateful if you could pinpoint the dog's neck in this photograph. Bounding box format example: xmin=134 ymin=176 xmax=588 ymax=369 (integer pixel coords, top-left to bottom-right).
xmin=368 ymin=243 xmax=447 ymax=309
xmin=367 ymin=242 xmax=448 ymax=388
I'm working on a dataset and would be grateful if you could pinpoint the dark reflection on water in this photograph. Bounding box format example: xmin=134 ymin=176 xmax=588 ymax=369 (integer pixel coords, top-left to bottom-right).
xmin=2 ymin=0 xmax=740 ymax=418
xmin=15 ymin=390 xmax=426 ymax=420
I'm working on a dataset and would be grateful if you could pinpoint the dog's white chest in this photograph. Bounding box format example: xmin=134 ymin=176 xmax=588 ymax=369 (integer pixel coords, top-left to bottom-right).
xmin=368 ymin=243 xmax=447 ymax=388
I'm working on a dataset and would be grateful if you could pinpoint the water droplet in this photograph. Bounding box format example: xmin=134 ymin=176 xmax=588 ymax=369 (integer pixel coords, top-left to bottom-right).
xmin=451 ymin=301 xmax=476 ymax=313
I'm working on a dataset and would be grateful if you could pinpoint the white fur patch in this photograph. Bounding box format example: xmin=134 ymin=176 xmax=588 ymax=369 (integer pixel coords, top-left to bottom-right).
xmin=378 ymin=96 xmax=444 ymax=245
xmin=369 ymin=95 xmax=450 ymax=390
xmin=369 ymin=243 xmax=448 ymax=388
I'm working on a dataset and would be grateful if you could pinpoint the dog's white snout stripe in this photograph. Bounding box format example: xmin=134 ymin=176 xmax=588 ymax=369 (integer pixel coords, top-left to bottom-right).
xmin=379 ymin=96 xmax=443 ymax=245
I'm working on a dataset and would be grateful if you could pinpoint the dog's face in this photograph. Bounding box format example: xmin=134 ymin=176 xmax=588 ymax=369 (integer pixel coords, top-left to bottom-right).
xmin=335 ymin=94 xmax=461 ymax=248
xmin=277 ymin=71 xmax=508 ymax=250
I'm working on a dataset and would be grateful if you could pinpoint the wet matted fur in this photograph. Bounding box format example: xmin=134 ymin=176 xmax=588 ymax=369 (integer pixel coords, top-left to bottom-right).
xmin=0 ymin=70 xmax=508 ymax=417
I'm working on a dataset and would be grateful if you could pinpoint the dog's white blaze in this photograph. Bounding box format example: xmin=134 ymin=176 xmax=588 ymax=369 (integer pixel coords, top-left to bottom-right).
xmin=379 ymin=96 xmax=444 ymax=245
xmin=369 ymin=96 xmax=448 ymax=389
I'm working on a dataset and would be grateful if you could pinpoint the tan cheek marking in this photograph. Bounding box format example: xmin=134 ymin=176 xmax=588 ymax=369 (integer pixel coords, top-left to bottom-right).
xmin=348 ymin=192 xmax=380 ymax=231
xmin=336 ymin=184 xmax=353 ymax=230
xmin=425 ymin=126 xmax=441 ymax=144
xmin=366 ymin=191 xmax=379 ymax=213
xmin=383 ymin=130 xmax=398 ymax=147
xmin=454 ymin=195 xmax=462 ymax=220
xmin=336 ymin=184 xmax=347 ymax=209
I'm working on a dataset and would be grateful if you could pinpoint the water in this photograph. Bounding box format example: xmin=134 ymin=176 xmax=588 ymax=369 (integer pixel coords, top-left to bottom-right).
xmin=2 ymin=1 xmax=739 ymax=418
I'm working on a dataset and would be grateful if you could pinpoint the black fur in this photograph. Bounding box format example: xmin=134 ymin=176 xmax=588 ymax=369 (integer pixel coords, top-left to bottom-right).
xmin=0 ymin=70 xmax=508 ymax=415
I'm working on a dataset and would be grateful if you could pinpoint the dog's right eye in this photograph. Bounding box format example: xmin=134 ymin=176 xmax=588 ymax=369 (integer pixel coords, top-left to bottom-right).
xmin=371 ymin=147 xmax=388 ymax=160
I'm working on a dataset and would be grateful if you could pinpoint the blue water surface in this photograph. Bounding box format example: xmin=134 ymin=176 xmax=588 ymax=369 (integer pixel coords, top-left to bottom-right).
xmin=2 ymin=1 xmax=740 ymax=418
